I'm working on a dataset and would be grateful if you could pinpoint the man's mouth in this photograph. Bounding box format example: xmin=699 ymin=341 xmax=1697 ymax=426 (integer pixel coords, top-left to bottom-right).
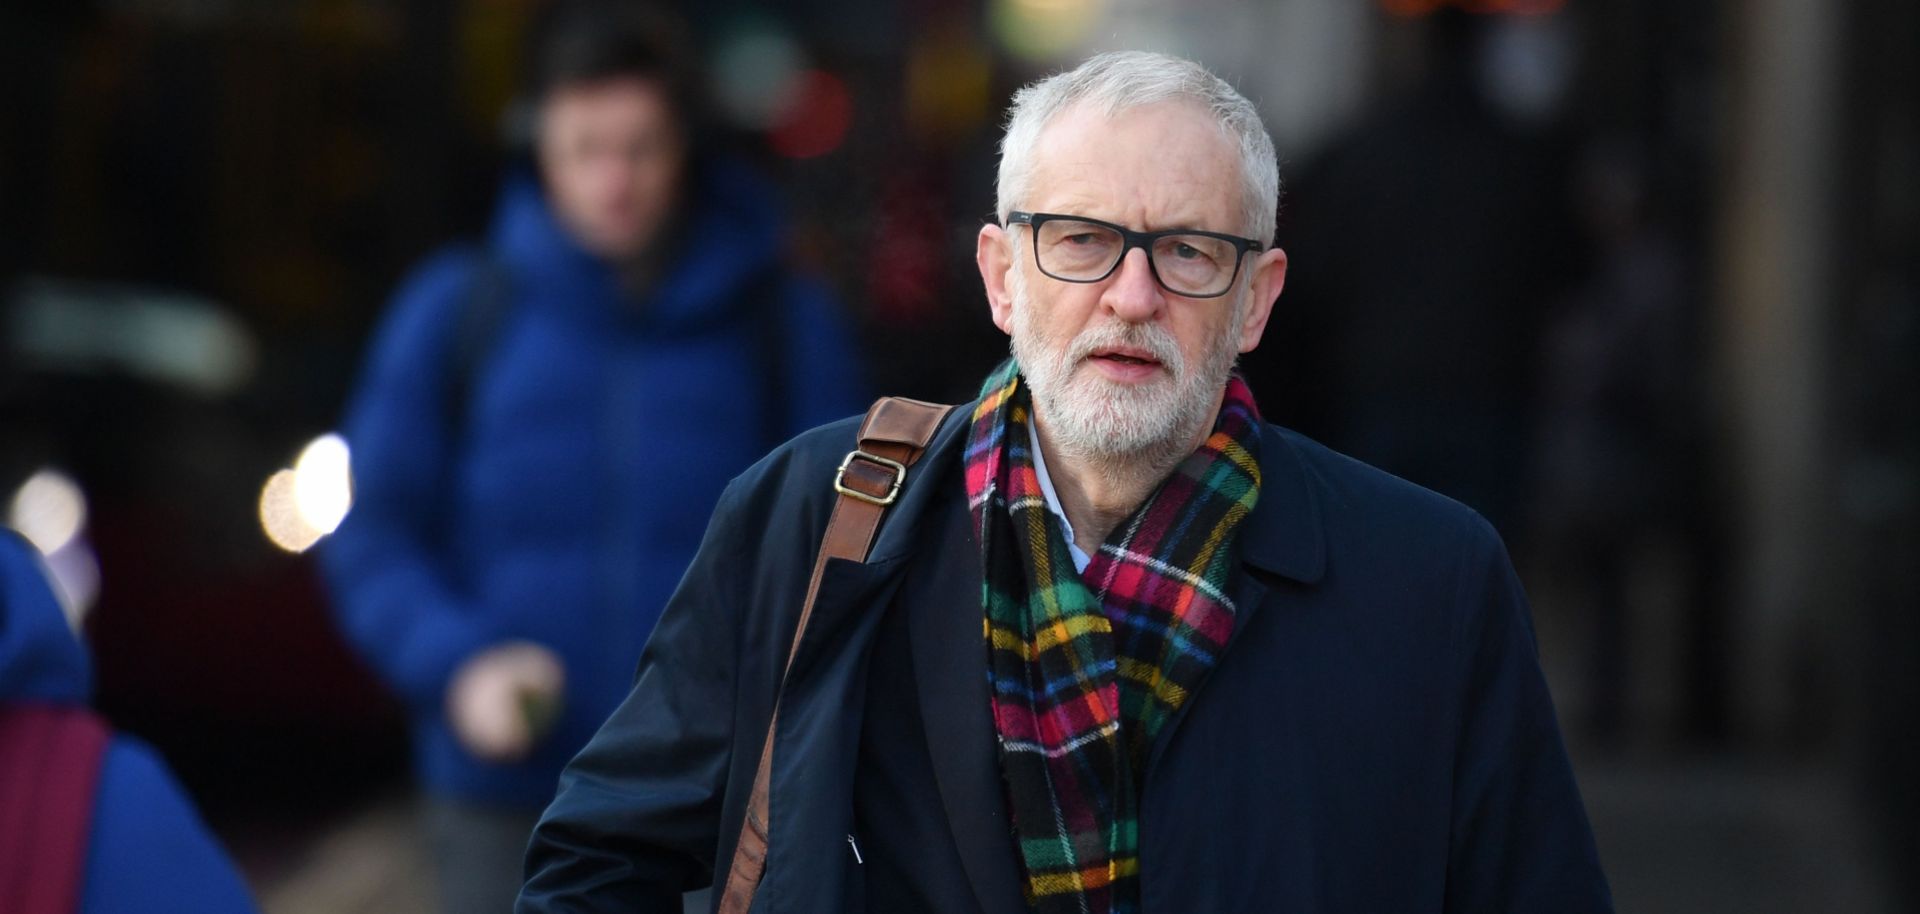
xmin=1082 ymin=346 xmax=1168 ymax=382
xmin=1088 ymin=347 xmax=1162 ymax=367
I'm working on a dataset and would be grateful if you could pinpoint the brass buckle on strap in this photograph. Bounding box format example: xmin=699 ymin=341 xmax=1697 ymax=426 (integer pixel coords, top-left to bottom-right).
xmin=834 ymin=449 xmax=907 ymax=506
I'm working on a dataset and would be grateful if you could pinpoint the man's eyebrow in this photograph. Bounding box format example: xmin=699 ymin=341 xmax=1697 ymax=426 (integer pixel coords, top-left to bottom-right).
xmin=1140 ymin=216 xmax=1241 ymax=234
xmin=1030 ymin=207 xmax=1229 ymax=234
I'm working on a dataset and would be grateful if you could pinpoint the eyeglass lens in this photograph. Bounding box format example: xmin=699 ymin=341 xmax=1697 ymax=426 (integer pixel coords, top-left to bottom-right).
xmin=1033 ymin=218 xmax=1240 ymax=296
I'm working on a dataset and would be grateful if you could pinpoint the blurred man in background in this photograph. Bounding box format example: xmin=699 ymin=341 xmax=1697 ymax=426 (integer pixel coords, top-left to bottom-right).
xmin=1 ymin=530 xmax=260 ymax=914
xmin=320 ymin=2 xmax=865 ymax=910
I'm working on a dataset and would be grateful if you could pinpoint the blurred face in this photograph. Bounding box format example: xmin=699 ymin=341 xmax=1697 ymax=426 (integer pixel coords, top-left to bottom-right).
xmin=537 ymin=77 xmax=686 ymax=261
xmin=976 ymin=100 xmax=1288 ymax=462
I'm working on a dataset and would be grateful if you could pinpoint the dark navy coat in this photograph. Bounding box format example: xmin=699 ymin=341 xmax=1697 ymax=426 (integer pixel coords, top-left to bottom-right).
xmin=520 ymin=400 xmax=1614 ymax=913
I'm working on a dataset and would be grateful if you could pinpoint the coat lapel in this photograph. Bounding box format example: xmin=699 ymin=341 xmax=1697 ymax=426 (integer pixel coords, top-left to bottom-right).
xmin=906 ymin=487 xmax=1028 ymax=914
xmin=1142 ymin=421 xmax=1327 ymax=779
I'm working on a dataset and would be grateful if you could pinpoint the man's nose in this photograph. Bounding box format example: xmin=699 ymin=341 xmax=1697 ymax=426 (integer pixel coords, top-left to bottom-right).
xmin=1100 ymin=247 xmax=1166 ymax=324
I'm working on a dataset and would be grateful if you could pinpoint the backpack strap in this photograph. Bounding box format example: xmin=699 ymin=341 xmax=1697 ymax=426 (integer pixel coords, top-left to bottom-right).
xmin=0 ymin=704 xmax=112 ymax=914
xmin=444 ymin=253 xmax=515 ymax=440
xmin=718 ymin=396 xmax=955 ymax=914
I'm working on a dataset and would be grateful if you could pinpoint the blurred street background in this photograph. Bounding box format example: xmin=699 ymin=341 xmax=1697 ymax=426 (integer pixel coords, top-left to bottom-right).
xmin=3 ymin=0 xmax=1916 ymax=911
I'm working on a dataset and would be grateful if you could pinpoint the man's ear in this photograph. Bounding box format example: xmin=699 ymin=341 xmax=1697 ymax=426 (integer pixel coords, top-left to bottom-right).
xmin=1237 ymin=246 xmax=1288 ymax=353
xmin=978 ymin=223 xmax=1016 ymax=335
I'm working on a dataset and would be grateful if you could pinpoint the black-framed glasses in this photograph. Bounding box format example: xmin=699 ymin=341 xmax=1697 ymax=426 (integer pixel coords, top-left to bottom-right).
xmin=1005 ymin=210 xmax=1264 ymax=299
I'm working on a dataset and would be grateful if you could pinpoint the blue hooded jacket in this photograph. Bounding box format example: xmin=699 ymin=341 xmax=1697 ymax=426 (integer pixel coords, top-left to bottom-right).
xmin=320 ymin=160 xmax=867 ymax=807
xmin=0 ymin=531 xmax=259 ymax=914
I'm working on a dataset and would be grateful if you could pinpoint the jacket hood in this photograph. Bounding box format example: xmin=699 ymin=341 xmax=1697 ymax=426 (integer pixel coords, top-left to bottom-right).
xmin=0 ymin=530 xmax=90 ymax=704
xmin=486 ymin=157 xmax=791 ymax=330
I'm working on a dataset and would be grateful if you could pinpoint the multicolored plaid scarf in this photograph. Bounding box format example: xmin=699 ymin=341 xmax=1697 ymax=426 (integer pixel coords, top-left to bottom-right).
xmin=966 ymin=358 xmax=1263 ymax=914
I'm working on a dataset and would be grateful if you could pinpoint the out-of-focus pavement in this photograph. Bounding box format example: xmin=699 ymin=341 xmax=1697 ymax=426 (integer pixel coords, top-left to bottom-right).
xmin=246 ymin=796 xmax=709 ymax=913
xmin=1582 ymin=759 xmax=1896 ymax=914
xmin=252 ymin=798 xmax=434 ymax=914
xmin=245 ymin=759 xmax=1898 ymax=914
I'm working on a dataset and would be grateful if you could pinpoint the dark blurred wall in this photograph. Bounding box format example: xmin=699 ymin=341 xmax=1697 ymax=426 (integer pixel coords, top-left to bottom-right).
xmin=1832 ymin=0 xmax=1920 ymax=903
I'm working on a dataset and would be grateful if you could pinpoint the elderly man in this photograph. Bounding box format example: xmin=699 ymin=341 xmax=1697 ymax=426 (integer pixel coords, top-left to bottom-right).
xmin=521 ymin=52 xmax=1611 ymax=913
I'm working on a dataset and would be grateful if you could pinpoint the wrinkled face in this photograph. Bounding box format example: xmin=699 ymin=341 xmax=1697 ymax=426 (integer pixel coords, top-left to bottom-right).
xmin=978 ymin=100 xmax=1288 ymax=463
xmin=537 ymin=77 xmax=685 ymax=261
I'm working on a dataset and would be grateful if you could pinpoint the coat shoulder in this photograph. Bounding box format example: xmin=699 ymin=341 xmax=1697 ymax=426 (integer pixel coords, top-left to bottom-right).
xmin=697 ymin=413 xmax=872 ymax=563
xmin=1266 ymin=424 xmax=1507 ymax=581
xmin=730 ymin=399 xmax=973 ymax=515
xmin=732 ymin=413 xmax=870 ymax=507
xmin=709 ymin=402 xmax=972 ymax=577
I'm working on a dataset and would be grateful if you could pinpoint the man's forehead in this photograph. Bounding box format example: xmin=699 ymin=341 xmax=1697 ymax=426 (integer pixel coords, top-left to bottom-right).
xmin=1021 ymin=100 xmax=1241 ymax=229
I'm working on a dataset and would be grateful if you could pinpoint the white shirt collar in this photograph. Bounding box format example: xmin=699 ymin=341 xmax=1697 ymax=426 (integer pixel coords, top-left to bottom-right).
xmin=1029 ymin=436 xmax=1092 ymax=573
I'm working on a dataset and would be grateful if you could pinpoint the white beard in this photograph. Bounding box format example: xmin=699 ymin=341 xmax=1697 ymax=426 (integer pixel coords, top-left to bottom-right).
xmin=1007 ymin=264 xmax=1244 ymax=468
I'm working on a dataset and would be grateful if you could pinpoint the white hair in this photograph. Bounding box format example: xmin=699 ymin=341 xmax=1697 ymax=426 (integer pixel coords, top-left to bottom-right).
xmin=995 ymin=51 xmax=1280 ymax=245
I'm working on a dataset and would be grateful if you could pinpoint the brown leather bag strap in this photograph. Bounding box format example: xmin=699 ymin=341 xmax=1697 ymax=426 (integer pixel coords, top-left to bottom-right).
xmin=718 ymin=397 xmax=954 ymax=914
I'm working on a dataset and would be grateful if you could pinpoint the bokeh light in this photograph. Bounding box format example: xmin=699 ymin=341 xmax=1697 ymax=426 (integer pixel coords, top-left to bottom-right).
xmin=711 ymin=19 xmax=808 ymax=131
xmin=769 ymin=70 xmax=853 ymax=159
xmin=1380 ymin=0 xmax=1565 ymax=16
xmin=260 ymin=469 xmax=325 ymax=554
xmin=905 ymin=27 xmax=994 ymax=142
xmin=991 ymin=0 xmax=1106 ymax=62
xmin=8 ymin=467 xmax=88 ymax=556
xmin=6 ymin=467 xmax=101 ymax=627
xmin=260 ymin=432 xmax=354 ymax=553
xmin=293 ymin=433 xmax=353 ymax=536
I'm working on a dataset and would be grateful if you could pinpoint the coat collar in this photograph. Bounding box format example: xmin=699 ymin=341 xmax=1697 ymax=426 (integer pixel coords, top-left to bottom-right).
xmin=872 ymin=400 xmax=1329 ymax=584
xmin=1235 ymin=422 xmax=1328 ymax=585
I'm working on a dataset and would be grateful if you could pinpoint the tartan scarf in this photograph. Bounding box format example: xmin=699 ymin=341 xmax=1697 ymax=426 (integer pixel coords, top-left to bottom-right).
xmin=966 ymin=358 xmax=1263 ymax=914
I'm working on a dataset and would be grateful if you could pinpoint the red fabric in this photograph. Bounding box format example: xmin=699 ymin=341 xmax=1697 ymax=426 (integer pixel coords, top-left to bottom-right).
xmin=0 ymin=704 xmax=112 ymax=914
